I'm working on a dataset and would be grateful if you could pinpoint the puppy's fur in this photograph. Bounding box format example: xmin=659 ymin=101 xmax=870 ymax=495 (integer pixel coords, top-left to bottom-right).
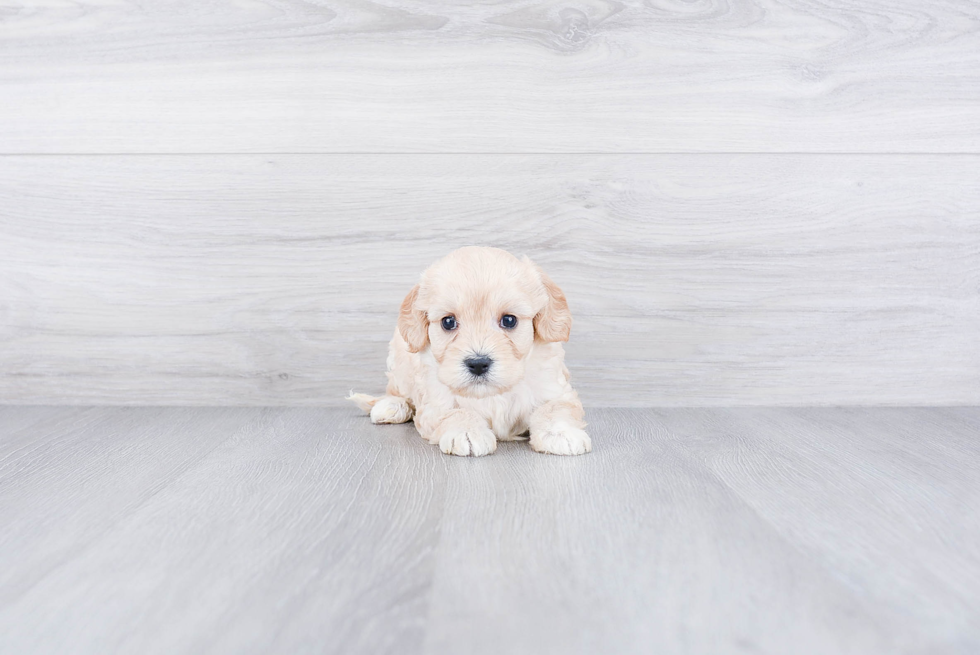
xmin=349 ymin=247 xmax=591 ymax=457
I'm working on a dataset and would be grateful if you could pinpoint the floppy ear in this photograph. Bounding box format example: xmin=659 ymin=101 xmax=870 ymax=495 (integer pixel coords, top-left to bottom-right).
xmin=398 ymin=283 xmax=429 ymax=353
xmin=532 ymin=266 xmax=572 ymax=343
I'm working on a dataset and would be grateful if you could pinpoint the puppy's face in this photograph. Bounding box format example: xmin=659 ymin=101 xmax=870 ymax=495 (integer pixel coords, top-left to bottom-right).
xmin=398 ymin=247 xmax=572 ymax=398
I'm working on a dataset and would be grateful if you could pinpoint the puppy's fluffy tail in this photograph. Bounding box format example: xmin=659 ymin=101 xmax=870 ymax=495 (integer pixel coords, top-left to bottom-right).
xmin=347 ymin=391 xmax=382 ymax=414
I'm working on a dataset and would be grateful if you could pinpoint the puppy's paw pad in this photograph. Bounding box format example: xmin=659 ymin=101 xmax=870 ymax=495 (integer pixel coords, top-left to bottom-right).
xmin=370 ymin=396 xmax=413 ymax=424
xmin=439 ymin=428 xmax=497 ymax=457
xmin=530 ymin=424 xmax=591 ymax=456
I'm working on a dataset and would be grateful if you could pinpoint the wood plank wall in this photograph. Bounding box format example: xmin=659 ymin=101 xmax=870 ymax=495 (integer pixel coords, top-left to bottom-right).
xmin=1 ymin=1 xmax=978 ymax=406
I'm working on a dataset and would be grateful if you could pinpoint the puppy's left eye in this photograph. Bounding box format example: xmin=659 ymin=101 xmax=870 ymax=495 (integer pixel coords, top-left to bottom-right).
xmin=499 ymin=314 xmax=518 ymax=329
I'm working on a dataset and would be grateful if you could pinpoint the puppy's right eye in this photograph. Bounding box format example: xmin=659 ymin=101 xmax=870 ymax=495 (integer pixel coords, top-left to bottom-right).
xmin=441 ymin=315 xmax=458 ymax=331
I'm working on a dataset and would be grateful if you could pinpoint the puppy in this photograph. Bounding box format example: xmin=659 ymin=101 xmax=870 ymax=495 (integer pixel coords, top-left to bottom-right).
xmin=349 ymin=247 xmax=591 ymax=457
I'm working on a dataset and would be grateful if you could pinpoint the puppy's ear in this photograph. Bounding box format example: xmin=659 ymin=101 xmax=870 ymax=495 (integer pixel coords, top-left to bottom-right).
xmin=533 ymin=266 xmax=572 ymax=343
xmin=398 ymin=283 xmax=429 ymax=353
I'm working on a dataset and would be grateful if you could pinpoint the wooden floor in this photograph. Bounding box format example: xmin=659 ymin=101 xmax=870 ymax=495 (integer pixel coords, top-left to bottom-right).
xmin=1 ymin=406 xmax=978 ymax=654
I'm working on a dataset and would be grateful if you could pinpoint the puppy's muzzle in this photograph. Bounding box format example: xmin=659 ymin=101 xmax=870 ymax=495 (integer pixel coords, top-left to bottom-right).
xmin=464 ymin=355 xmax=493 ymax=378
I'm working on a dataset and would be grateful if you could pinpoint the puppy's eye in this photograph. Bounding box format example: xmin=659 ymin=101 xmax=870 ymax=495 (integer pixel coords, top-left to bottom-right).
xmin=441 ymin=315 xmax=458 ymax=331
xmin=499 ymin=314 xmax=518 ymax=329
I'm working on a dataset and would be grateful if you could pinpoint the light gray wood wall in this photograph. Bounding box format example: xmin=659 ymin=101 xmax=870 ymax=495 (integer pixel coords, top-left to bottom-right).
xmin=3 ymin=0 xmax=979 ymax=153
xmin=1 ymin=1 xmax=978 ymax=406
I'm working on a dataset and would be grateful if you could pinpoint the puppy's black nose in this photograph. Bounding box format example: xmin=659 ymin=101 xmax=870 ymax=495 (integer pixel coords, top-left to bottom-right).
xmin=464 ymin=356 xmax=493 ymax=377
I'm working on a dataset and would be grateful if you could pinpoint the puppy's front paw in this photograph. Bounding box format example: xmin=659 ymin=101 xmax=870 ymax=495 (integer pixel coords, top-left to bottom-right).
xmin=438 ymin=426 xmax=497 ymax=457
xmin=530 ymin=423 xmax=592 ymax=456
xmin=369 ymin=396 xmax=413 ymax=424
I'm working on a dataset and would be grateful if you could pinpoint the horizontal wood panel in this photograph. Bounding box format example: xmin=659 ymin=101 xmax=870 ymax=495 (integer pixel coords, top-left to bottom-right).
xmin=1 ymin=154 xmax=978 ymax=405
xmin=1 ymin=0 xmax=979 ymax=153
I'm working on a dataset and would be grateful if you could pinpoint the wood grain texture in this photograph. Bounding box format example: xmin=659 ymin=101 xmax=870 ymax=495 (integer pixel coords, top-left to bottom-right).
xmin=650 ymin=407 xmax=980 ymax=649
xmin=1 ymin=0 xmax=979 ymax=153
xmin=1 ymin=407 xmax=978 ymax=654
xmin=0 ymin=407 xmax=446 ymax=654
xmin=2 ymin=154 xmax=978 ymax=406
xmin=0 ymin=407 xmax=255 ymax=602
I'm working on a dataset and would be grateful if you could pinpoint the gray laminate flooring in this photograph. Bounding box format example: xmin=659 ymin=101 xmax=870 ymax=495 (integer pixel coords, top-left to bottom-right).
xmin=1 ymin=407 xmax=978 ymax=654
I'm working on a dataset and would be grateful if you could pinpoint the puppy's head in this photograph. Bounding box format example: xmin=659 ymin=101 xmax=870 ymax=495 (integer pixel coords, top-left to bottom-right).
xmin=398 ymin=247 xmax=572 ymax=398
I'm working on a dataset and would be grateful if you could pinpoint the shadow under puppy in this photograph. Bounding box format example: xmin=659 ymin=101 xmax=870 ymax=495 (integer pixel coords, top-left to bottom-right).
xmin=349 ymin=246 xmax=591 ymax=457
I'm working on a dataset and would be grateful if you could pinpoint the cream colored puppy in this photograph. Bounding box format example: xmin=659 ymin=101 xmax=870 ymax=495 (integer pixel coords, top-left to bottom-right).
xmin=349 ymin=247 xmax=591 ymax=457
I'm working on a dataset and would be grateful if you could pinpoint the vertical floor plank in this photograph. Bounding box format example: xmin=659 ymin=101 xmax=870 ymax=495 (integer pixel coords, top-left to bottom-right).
xmin=655 ymin=407 xmax=980 ymax=652
xmin=0 ymin=406 xmax=104 ymax=463
xmin=0 ymin=406 xmax=91 ymax=440
xmin=420 ymin=409 xmax=899 ymax=655
xmin=0 ymin=408 xmax=258 ymax=603
xmin=0 ymin=408 xmax=445 ymax=655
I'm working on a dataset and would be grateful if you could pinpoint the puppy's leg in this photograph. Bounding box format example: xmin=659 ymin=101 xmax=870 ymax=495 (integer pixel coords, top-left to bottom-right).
xmin=370 ymin=395 xmax=414 ymax=424
xmin=424 ymin=408 xmax=497 ymax=457
xmin=347 ymin=392 xmax=414 ymax=424
xmin=529 ymin=398 xmax=591 ymax=456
